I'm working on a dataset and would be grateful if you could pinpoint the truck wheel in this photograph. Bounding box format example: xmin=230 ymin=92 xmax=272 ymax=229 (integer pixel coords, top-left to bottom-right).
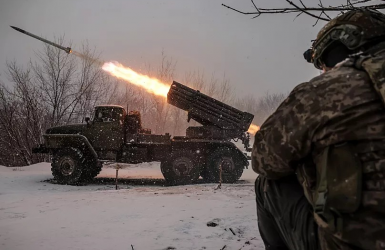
xmin=161 ymin=151 xmax=200 ymax=185
xmin=80 ymin=159 xmax=103 ymax=181
xmin=202 ymin=147 xmax=244 ymax=183
xmin=51 ymin=148 xmax=84 ymax=185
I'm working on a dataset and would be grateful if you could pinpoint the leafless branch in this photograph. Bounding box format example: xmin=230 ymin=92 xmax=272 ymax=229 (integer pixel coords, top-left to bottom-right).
xmin=286 ymin=0 xmax=330 ymax=21
xmin=222 ymin=0 xmax=385 ymax=23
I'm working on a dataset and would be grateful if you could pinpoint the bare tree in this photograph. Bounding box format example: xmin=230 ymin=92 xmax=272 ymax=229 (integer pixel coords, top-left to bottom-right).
xmin=256 ymin=92 xmax=287 ymax=125
xmin=0 ymin=67 xmax=46 ymax=166
xmin=223 ymin=0 xmax=385 ymax=25
xmin=31 ymin=38 xmax=113 ymax=126
xmin=66 ymin=42 xmax=107 ymax=123
xmin=32 ymin=37 xmax=77 ymax=126
xmin=216 ymin=74 xmax=235 ymax=104
xmin=149 ymin=52 xmax=176 ymax=134
xmin=0 ymin=38 xmax=118 ymax=166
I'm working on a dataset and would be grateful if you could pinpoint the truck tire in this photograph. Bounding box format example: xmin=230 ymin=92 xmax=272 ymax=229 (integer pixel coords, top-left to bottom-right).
xmin=201 ymin=147 xmax=244 ymax=183
xmin=161 ymin=150 xmax=200 ymax=185
xmin=51 ymin=148 xmax=85 ymax=185
xmin=80 ymin=159 xmax=103 ymax=181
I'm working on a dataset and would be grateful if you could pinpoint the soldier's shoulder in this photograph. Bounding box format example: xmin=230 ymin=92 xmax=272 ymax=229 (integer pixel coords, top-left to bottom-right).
xmin=289 ymin=65 xmax=359 ymax=100
xmin=291 ymin=82 xmax=310 ymax=94
xmin=307 ymin=63 xmax=362 ymax=89
xmin=290 ymin=79 xmax=319 ymax=96
xmin=290 ymin=71 xmax=335 ymax=94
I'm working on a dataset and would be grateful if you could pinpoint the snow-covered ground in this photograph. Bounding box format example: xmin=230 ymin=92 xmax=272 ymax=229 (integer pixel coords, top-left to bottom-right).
xmin=0 ymin=162 xmax=263 ymax=250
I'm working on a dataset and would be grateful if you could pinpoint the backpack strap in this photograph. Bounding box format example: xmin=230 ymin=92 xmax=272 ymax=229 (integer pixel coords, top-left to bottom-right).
xmin=313 ymin=143 xmax=363 ymax=233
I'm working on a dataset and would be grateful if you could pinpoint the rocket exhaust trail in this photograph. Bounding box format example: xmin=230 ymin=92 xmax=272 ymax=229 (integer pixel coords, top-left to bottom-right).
xmin=71 ymin=50 xmax=105 ymax=66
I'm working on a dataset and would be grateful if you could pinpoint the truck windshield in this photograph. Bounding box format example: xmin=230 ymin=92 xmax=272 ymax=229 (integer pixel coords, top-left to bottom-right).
xmin=94 ymin=108 xmax=122 ymax=123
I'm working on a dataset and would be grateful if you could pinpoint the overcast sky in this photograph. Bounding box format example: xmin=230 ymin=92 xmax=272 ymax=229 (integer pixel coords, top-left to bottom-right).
xmin=0 ymin=0 xmax=357 ymax=99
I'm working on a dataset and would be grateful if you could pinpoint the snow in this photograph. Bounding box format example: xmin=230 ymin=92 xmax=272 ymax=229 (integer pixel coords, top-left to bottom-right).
xmin=0 ymin=163 xmax=263 ymax=250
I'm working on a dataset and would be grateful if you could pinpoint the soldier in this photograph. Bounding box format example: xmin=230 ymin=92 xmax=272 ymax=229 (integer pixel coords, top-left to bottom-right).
xmin=252 ymin=9 xmax=385 ymax=250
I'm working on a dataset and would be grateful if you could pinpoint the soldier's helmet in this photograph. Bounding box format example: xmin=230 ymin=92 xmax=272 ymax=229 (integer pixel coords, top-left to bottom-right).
xmin=310 ymin=9 xmax=385 ymax=69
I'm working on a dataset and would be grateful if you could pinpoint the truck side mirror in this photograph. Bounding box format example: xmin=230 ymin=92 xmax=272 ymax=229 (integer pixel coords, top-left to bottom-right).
xmin=85 ymin=117 xmax=90 ymax=125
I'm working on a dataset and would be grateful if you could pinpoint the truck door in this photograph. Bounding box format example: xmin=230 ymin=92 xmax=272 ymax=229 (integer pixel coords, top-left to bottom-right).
xmin=84 ymin=107 xmax=124 ymax=151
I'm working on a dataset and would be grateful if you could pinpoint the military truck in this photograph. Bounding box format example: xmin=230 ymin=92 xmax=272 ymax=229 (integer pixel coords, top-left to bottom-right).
xmin=33 ymin=81 xmax=254 ymax=185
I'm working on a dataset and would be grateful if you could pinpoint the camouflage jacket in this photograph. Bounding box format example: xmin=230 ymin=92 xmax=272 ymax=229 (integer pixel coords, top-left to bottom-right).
xmin=252 ymin=62 xmax=385 ymax=179
xmin=252 ymin=42 xmax=385 ymax=249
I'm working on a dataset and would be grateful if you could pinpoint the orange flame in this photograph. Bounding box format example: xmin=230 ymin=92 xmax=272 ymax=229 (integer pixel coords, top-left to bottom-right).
xmin=248 ymin=124 xmax=260 ymax=135
xmin=102 ymin=61 xmax=170 ymax=98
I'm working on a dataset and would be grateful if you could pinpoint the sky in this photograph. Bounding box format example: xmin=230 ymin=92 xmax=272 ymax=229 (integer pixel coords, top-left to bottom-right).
xmin=0 ymin=0 xmax=359 ymax=99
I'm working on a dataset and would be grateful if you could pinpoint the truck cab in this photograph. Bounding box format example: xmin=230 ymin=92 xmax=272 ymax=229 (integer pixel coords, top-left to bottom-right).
xmin=82 ymin=105 xmax=126 ymax=160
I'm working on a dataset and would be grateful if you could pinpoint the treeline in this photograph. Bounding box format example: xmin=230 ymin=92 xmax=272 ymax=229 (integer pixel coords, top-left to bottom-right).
xmin=0 ymin=39 xmax=286 ymax=166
